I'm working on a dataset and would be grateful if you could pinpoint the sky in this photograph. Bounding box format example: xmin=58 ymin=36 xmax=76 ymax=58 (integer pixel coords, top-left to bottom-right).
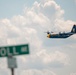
xmin=0 ymin=0 xmax=76 ymax=75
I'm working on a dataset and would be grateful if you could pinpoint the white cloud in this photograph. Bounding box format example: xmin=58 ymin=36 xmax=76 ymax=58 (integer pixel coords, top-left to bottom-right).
xmin=20 ymin=69 xmax=56 ymax=75
xmin=0 ymin=0 xmax=76 ymax=75
xmin=38 ymin=50 xmax=70 ymax=65
xmin=17 ymin=50 xmax=70 ymax=69
xmin=0 ymin=58 xmax=7 ymax=69
xmin=70 ymin=73 xmax=76 ymax=75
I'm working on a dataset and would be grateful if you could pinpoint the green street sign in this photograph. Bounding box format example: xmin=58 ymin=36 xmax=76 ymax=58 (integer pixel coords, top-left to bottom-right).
xmin=0 ymin=44 xmax=29 ymax=57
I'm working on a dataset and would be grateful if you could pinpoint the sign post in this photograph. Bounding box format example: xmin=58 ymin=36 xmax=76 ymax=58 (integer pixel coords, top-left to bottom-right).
xmin=11 ymin=68 xmax=14 ymax=75
xmin=0 ymin=44 xmax=29 ymax=75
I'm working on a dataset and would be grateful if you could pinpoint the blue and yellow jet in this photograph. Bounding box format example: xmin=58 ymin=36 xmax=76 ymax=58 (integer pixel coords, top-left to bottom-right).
xmin=46 ymin=25 xmax=76 ymax=38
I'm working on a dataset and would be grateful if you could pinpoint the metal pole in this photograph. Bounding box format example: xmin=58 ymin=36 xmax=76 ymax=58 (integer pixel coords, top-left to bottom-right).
xmin=11 ymin=68 xmax=14 ymax=75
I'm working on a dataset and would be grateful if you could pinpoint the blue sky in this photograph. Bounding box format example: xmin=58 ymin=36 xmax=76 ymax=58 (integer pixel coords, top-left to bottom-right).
xmin=55 ymin=0 xmax=76 ymax=21
xmin=0 ymin=0 xmax=76 ymax=75
xmin=0 ymin=0 xmax=76 ymax=21
xmin=0 ymin=0 xmax=35 ymax=19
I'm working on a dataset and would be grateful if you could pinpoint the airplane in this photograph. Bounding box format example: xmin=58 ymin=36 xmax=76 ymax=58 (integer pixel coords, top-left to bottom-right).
xmin=45 ymin=25 xmax=76 ymax=38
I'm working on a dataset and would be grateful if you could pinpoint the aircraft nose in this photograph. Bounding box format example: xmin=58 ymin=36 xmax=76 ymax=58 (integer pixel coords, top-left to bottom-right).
xmin=47 ymin=34 xmax=50 ymax=38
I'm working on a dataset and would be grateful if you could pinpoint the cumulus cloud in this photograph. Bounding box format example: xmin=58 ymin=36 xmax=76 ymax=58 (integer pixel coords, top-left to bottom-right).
xmin=70 ymin=73 xmax=76 ymax=75
xmin=0 ymin=58 xmax=7 ymax=69
xmin=37 ymin=50 xmax=69 ymax=65
xmin=20 ymin=69 xmax=56 ymax=75
xmin=17 ymin=50 xmax=70 ymax=69
xmin=0 ymin=0 xmax=75 ymax=75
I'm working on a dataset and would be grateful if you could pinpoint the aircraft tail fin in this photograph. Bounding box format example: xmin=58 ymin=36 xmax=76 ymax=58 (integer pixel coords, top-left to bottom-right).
xmin=71 ymin=25 xmax=76 ymax=33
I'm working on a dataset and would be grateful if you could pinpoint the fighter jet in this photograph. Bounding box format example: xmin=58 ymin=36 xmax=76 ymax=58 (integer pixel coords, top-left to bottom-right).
xmin=46 ymin=25 xmax=76 ymax=38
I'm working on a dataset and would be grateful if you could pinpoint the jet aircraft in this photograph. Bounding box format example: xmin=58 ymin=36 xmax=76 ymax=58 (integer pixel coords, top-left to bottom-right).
xmin=45 ymin=25 xmax=76 ymax=38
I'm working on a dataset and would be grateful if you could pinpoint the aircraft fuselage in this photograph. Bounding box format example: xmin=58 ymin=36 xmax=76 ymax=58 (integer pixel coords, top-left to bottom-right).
xmin=47 ymin=32 xmax=74 ymax=38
